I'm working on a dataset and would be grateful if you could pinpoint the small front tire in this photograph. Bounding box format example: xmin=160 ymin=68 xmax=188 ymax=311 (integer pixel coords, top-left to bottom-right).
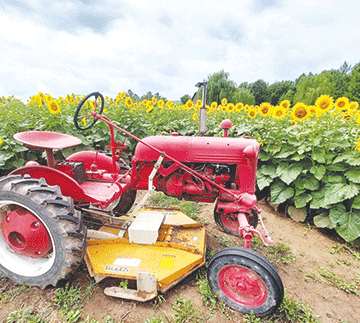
xmin=208 ymin=247 xmax=284 ymax=316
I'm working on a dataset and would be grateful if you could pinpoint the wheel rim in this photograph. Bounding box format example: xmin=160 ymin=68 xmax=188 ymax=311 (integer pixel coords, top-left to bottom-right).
xmin=218 ymin=265 xmax=267 ymax=307
xmin=0 ymin=201 xmax=56 ymax=277
xmin=220 ymin=213 xmax=238 ymax=232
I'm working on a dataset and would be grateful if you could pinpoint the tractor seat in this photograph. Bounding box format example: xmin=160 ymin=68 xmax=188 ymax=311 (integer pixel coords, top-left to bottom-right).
xmin=14 ymin=131 xmax=82 ymax=150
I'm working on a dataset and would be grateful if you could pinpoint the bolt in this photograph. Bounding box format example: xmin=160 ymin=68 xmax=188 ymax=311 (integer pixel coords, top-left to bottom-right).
xmin=34 ymin=222 xmax=40 ymax=227
xmin=6 ymin=217 xmax=10 ymax=222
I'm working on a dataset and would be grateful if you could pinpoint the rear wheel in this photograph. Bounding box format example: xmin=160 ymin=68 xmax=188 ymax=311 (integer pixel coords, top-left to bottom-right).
xmin=0 ymin=175 xmax=87 ymax=288
xmin=208 ymin=247 xmax=283 ymax=316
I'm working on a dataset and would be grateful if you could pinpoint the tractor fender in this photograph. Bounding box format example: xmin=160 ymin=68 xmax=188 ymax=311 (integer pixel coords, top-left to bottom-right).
xmin=66 ymin=151 xmax=120 ymax=173
xmin=9 ymin=165 xmax=86 ymax=202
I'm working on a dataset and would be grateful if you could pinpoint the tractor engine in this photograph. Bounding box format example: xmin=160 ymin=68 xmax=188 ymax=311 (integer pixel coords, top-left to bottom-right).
xmin=131 ymin=134 xmax=260 ymax=213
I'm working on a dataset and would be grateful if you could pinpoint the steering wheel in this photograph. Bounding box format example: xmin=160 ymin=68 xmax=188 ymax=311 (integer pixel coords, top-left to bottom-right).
xmin=74 ymin=92 xmax=105 ymax=130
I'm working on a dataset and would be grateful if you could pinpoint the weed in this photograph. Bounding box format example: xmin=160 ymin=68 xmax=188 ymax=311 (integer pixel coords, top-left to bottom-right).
xmin=171 ymin=296 xmax=202 ymax=323
xmin=0 ymin=284 xmax=27 ymax=303
xmin=243 ymin=311 xmax=261 ymax=323
xmin=83 ymin=316 xmax=100 ymax=323
xmin=119 ymin=280 xmax=128 ymax=290
xmin=149 ymin=193 xmax=200 ymax=220
xmin=274 ymin=294 xmax=320 ymax=323
xmin=84 ymin=280 xmax=98 ymax=298
xmin=266 ymin=242 xmax=295 ymax=264
xmin=152 ymin=294 xmax=165 ymax=308
xmin=218 ymin=236 xmax=236 ymax=247
xmin=54 ymin=283 xmax=84 ymax=322
xmin=104 ymin=317 xmax=115 ymax=323
xmin=144 ymin=318 xmax=164 ymax=323
xmin=196 ymin=278 xmax=217 ymax=311
xmin=7 ymin=306 xmax=49 ymax=323
xmin=0 ymin=273 xmax=7 ymax=282
xmin=319 ymin=268 xmax=358 ymax=295
xmin=329 ymin=244 xmax=342 ymax=254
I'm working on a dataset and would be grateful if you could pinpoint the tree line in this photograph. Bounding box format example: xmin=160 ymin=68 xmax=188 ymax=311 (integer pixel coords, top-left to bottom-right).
xmin=180 ymin=61 xmax=360 ymax=106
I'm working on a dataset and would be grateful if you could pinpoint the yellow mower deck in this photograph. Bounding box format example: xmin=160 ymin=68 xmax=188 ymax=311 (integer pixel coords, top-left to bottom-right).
xmin=85 ymin=207 xmax=206 ymax=301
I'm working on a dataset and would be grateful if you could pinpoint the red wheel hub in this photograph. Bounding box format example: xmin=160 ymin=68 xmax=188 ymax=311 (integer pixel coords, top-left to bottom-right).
xmin=1 ymin=206 xmax=52 ymax=258
xmin=221 ymin=213 xmax=238 ymax=231
xmin=219 ymin=265 xmax=267 ymax=307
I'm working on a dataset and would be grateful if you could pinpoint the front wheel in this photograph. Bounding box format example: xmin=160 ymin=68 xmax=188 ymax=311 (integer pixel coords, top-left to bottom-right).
xmin=0 ymin=175 xmax=87 ymax=288
xmin=208 ymin=247 xmax=284 ymax=316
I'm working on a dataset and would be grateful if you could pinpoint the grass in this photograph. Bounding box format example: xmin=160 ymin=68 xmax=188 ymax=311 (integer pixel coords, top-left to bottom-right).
xmin=0 ymin=284 xmax=27 ymax=304
xmin=149 ymin=193 xmax=200 ymax=220
xmin=170 ymin=296 xmax=203 ymax=323
xmin=6 ymin=306 xmax=50 ymax=323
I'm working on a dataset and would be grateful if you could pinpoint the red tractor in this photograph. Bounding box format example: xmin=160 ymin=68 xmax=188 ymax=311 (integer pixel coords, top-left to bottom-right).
xmin=0 ymin=91 xmax=283 ymax=316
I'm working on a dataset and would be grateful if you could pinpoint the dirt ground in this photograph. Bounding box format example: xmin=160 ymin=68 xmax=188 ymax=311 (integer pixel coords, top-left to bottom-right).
xmin=1 ymin=198 xmax=360 ymax=323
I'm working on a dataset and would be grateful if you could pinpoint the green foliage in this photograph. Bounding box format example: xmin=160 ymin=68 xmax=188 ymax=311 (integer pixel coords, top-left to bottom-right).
xmin=7 ymin=306 xmax=49 ymax=323
xmin=54 ymin=283 xmax=83 ymax=322
xmin=205 ymin=70 xmax=238 ymax=104
xmin=144 ymin=318 xmax=164 ymax=323
xmin=249 ymin=79 xmax=269 ymax=105
xmin=171 ymin=296 xmax=202 ymax=323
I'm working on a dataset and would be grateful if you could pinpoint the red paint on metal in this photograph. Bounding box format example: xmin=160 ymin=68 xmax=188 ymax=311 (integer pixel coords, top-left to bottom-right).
xmin=218 ymin=265 xmax=267 ymax=307
xmin=1 ymin=207 xmax=51 ymax=258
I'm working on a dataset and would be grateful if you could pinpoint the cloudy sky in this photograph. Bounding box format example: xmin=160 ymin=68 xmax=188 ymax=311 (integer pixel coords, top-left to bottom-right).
xmin=0 ymin=0 xmax=359 ymax=102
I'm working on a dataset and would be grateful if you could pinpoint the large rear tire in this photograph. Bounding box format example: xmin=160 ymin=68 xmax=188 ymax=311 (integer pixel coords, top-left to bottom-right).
xmin=0 ymin=175 xmax=87 ymax=288
xmin=208 ymin=247 xmax=284 ymax=316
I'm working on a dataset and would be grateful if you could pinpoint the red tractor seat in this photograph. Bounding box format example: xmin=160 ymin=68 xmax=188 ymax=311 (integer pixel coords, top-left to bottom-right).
xmin=13 ymin=131 xmax=82 ymax=150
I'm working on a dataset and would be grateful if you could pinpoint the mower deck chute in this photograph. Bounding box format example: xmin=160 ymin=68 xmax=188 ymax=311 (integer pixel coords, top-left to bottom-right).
xmin=84 ymin=207 xmax=206 ymax=301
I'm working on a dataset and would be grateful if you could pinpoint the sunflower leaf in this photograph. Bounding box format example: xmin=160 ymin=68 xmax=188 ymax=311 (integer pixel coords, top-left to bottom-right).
xmin=324 ymin=183 xmax=359 ymax=205
xmin=329 ymin=206 xmax=360 ymax=242
xmin=256 ymin=172 xmax=273 ymax=191
xmin=294 ymin=193 xmax=312 ymax=208
xmin=270 ymin=180 xmax=294 ymax=205
xmin=276 ymin=164 xmax=303 ymax=185
xmin=310 ymin=165 xmax=326 ymax=180
xmin=345 ymin=169 xmax=360 ymax=184
xmin=352 ymin=195 xmax=360 ymax=209
xmin=311 ymin=150 xmax=326 ymax=163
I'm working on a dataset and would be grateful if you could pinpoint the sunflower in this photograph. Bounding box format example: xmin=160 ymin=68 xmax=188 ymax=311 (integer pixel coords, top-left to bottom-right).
xmin=259 ymin=102 xmax=272 ymax=117
xmin=315 ymin=95 xmax=333 ymax=114
xmin=248 ymin=108 xmax=257 ymax=119
xmin=341 ymin=112 xmax=352 ymax=121
xmin=0 ymin=136 xmax=3 ymax=145
xmin=158 ymin=99 xmax=165 ymax=108
xmin=152 ymin=97 xmax=157 ymax=105
xmin=226 ymin=103 xmax=235 ymax=112
xmin=192 ymin=112 xmax=198 ymax=120
xmin=280 ymin=100 xmax=291 ymax=110
xmin=211 ymin=102 xmax=218 ymax=110
xmin=291 ymin=120 xmax=297 ymax=125
xmin=349 ymin=101 xmax=359 ymax=112
xmin=272 ymin=106 xmax=286 ymax=120
xmin=335 ymin=97 xmax=349 ymax=111
xmin=291 ymin=102 xmax=309 ymax=121
xmin=146 ymin=105 xmax=154 ymax=113
xmin=244 ymin=104 xmax=249 ymax=111
xmin=120 ymin=91 xmax=126 ymax=99
xmin=48 ymin=100 xmax=61 ymax=114
xmin=196 ymin=99 xmax=202 ymax=107
xmin=130 ymin=108 xmax=135 ymax=113
xmin=125 ymin=97 xmax=133 ymax=107
xmin=185 ymin=99 xmax=194 ymax=110
xmin=308 ymin=105 xmax=320 ymax=117
xmin=221 ymin=98 xmax=227 ymax=106
xmin=235 ymin=103 xmax=243 ymax=112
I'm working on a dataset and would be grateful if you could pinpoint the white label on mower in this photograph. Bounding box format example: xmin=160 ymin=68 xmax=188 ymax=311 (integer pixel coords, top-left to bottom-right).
xmin=113 ymin=257 xmax=141 ymax=267
xmin=105 ymin=265 xmax=129 ymax=273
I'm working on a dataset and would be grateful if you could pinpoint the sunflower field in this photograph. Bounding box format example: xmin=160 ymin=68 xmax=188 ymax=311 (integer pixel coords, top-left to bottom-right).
xmin=1 ymin=92 xmax=360 ymax=244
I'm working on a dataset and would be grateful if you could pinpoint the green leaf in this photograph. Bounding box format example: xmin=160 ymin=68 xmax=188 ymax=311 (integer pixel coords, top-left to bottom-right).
xmin=333 ymin=151 xmax=356 ymax=164
xmin=273 ymin=146 xmax=297 ymax=159
xmin=347 ymin=157 xmax=360 ymax=166
xmin=352 ymin=195 xmax=360 ymax=209
xmin=313 ymin=212 xmax=333 ymax=228
xmin=310 ymin=187 xmax=329 ymax=209
xmin=345 ymin=169 xmax=360 ymax=184
xmin=256 ymin=173 xmax=273 ymax=191
xmin=329 ymin=205 xmax=360 ymax=242
xmin=260 ymin=164 xmax=277 ymax=178
xmin=270 ymin=180 xmax=294 ymax=205
xmin=325 ymin=183 xmax=359 ymax=205
xmin=276 ymin=163 xmax=302 ymax=185
xmin=310 ymin=165 xmax=326 ymax=181
xmin=311 ymin=150 xmax=326 ymax=163
xmin=302 ymin=177 xmax=319 ymax=191
xmin=294 ymin=193 xmax=312 ymax=208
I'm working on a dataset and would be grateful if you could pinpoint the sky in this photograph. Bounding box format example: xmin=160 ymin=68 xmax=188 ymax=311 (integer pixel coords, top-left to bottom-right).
xmin=0 ymin=0 xmax=359 ymax=102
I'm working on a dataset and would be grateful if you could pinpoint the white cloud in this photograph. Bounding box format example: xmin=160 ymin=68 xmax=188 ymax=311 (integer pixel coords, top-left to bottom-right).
xmin=0 ymin=0 xmax=360 ymax=102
